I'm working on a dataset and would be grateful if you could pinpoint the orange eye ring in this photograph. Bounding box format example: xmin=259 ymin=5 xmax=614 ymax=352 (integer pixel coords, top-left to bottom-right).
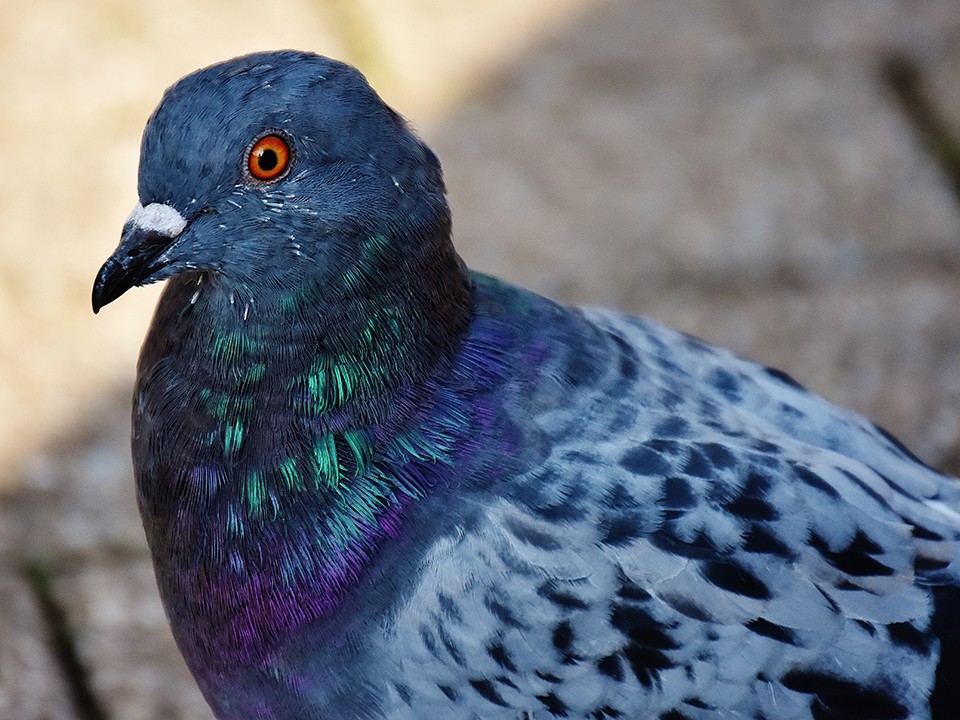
xmin=248 ymin=134 xmax=291 ymax=181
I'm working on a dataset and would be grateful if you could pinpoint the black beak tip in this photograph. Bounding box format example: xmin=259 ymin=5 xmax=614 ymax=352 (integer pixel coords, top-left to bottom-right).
xmin=91 ymin=259 xmax=123 ymax=314
xmin=92 ymin=276 xmax=106 ymax=315
xmin=92 ymin=219 xmax=185 ymax=314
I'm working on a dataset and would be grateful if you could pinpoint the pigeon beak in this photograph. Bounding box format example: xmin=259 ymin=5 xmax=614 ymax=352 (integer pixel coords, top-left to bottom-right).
xmin=92 ymin=203 xmax=188 ymax=313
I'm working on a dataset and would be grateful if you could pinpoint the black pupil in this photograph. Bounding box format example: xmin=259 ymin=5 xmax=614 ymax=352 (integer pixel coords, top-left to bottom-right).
xmin=259 ymin=149 xmax=278 ymax=171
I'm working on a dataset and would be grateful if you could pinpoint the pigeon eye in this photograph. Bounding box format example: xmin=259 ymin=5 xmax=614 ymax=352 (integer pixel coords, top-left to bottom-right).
xmin=248 ymin=134 xmax=291 ymax=181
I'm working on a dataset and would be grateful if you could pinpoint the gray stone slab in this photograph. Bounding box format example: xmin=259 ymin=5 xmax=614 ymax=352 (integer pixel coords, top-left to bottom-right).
xmin=441 ymin=59 xmax=960 ymax=306
xmin=0 ymin=573 xmax=77 ymax=720
xmin=926 ymin=36 xmax=960 ymax=127
xmin=435 ymin=3 xmax=960 ymax=309
xmin=726 ymin=0 xmax=960 ymax=56
xmin=13 ymin=390 xmax=147 ymax=560
xmin=484 ymin=1 xmax=960 ymax=79
xmin=56 ymin=559 xmax=213 ymax=720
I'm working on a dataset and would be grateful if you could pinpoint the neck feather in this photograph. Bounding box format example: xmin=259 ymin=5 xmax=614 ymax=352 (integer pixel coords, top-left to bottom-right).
xmin=135 ymin=225 xmax=481 ymax=672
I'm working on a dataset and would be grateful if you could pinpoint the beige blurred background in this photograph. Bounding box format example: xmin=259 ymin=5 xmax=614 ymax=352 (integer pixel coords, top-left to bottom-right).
xmin=1 ymin=2 xmax=959 ymax=719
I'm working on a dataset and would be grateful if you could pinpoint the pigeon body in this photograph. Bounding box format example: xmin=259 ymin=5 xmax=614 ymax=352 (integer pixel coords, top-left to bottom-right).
xmin=93 ymin=51 xmax=960 ymax=719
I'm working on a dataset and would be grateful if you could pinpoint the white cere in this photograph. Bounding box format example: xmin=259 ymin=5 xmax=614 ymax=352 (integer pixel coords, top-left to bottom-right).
xmin=125 ymin=202 xmax=187 ymax=238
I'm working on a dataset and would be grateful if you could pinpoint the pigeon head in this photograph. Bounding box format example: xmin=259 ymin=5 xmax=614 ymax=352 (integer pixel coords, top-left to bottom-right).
xmin=92 ymin=51 xmax=455 ymax=314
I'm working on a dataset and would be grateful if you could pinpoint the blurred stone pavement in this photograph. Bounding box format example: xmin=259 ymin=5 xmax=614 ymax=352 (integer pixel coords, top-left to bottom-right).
xmin=2 ymin=2 xmax=959 ymax=719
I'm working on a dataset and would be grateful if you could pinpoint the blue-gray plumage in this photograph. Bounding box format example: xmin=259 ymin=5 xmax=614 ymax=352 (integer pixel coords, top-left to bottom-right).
xmin=93 ymin=51 xmax=960 ymax=719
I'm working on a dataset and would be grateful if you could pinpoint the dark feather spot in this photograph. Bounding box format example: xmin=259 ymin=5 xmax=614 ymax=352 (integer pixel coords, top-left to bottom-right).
xmin=610 ymin=333 xmax=640 ymax=382
xmin=809 ymin=531 xmax=895 ymax=577
xmin=781 ymin=670 xmax=908 ymax=719
xmin=484 ymin=595 xmax=526 ymax=629
xmin=916 ymin=555 xmax=952 ymax=573
xmin=469 ymin=679 xmax=508 ymax=707
xmin=651 ymin=526 xmax=718 ymax=560
xmin=725 ymin=493 xmax=780 ymax=520
xmin=752 ymin=439 xmax=781 ymax=454
xmin=610 ymin=603 xmax=678 ymax=649
xmin=536 ymin=670 xmax=563 ymax=684
xmin=847 ymin=529 xmax=884 ymax=555
xmin=617 ymin=577 xmax=652 ymax=602
xmin=886 ymin=621 xmax=933 ymax=655
xmin=623 ymin=642 xmax=672 ymax=687
xmin=708 ymin=367 xmax=742 ymax=401
xmin=661 ymin=593 xmax=715 ymax=622
xmin=600 ymin=511 xmax=645 ymax=546
xmin=393 ymin=682 xmax=412 ymax=705
xmin=702 ymin=559 xmax=771 ymax=599
xmin=659 ymin=711 xmax=692 ymax=720
xmin=725 ymin=474 xmax=779 ymax=521
xmin=778 ymin=402 xmax=806 ymax=419
xmin=537 ymin=691 xmax=569 ymax=717
xmin=743 ymin=525 xmax=793 ymax=557
xmin=662 ymin=476 xmax=696 ymax=509
xmin=553 ymin=620 xmax=580 ymax=664
xmin=818 ymin=587 xmax=842 ymax=615
xmin=437 ymin=593 xmax=463 ymax=623
xmin=597 ymin=653 xmax=624 ymax=681
xmin=652 ymin=415 xmax=690 ymax=438
xmin=538 ymin=581 xmax=589 ymax=610
xmin=682 ymin=448 xmax=713 ymax=478
xmin=793 ymin=465 xmax=840 ymax=498
xmin=913 ymin=524 xmax=945 ymax=541
xmin=503 ymin=516 xmax=562 ymax=550
xmin=699 ymin=442 xmax=737 ymax=469
xmin=658 ymin=387 xmax=685 ymax=411
xmin=606 ymin=482 xmax=642 ymax=509
xmin=487 ymin=642 xmax=517 ymax=672
xmin=534 ymin=499 xmax=588 ymax=523
xmin=621 ymin=444 xmax=673 ymax=476
xmin=437 ymin=623 xmax=466 ymax=666
xmin=746 ymin=618 xmax=797 ymax=645
xmin=437 ymin=685 xmax=457 ymax=701
xmin=420 ymin=625 xmax=440 ymax=658
xmin=836 ymin=580 xmax=864 ymax=592
xmin=764 ymin=365 xmax=806 ymax=391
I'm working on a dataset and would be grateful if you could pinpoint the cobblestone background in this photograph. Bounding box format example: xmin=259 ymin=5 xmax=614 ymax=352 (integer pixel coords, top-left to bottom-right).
xmin=1 ymin=2 xmax=958 ymax=718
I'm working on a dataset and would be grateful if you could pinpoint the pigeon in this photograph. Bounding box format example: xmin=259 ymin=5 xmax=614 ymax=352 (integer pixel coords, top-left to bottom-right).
xmin=93 ymin=50 xmax=960 ymax=720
